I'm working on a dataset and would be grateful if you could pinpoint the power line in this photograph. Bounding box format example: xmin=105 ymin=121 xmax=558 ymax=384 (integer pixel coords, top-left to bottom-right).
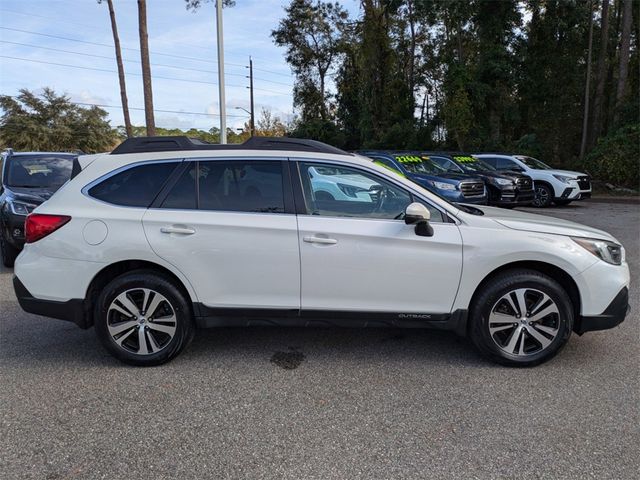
xmin=0 ymin=7 xmax=226 ymax=56
xmin=0 ymin=26 xmax=294 ymax=80
xmin=4 ymin=95 xmax=250 ymax=119
xmin=0 ymin=55 xmax=292 ymax=96
xmin=2 ymin=26 xmax=243 ymax=69
xmin=0 ymin=41 xmax=245 ymax=80
xmin=0 ymin=40 xmax=293 ymax=87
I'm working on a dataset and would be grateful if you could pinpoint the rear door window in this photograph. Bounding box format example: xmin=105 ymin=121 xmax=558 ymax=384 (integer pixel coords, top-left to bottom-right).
xmin=198 ymin=161 xmax=285 ymax=213
xmin=88 ymin=162 xmax=178 ymax=207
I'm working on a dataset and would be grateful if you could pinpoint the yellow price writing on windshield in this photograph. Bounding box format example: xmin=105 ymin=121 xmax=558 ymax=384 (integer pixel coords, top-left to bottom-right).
xmin=395 ymin=155 xmax=422 ymax=163
xmin=454 ymin=156 xmax=476 ymax=163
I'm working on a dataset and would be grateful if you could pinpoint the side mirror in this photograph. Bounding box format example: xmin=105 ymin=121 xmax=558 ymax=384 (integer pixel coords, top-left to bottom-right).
xmin=404 ymin=202 xmax=434 ymax=237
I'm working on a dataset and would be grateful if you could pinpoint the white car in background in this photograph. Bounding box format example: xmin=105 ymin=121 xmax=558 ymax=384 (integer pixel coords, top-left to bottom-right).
xmin=475 ymin=154 xmax=592 ymax=208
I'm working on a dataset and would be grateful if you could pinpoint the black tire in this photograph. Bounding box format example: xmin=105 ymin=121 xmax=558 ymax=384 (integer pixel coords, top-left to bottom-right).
xmin=0 ymin=232 xmax=19 ymax=268
xmin=94 ymin=270 xmax=195 ymax=366
xmin=469 ymin=269 xmax=573 ymax=367
xmin=533 ymin=183 xmax=553 ymax=208
xmin=554 ymin=199 xmax=572 ymax=206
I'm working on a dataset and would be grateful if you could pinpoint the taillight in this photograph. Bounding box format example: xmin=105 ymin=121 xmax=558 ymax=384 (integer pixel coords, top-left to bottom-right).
xmin=25 ymin=214 xmax=71 ymax=243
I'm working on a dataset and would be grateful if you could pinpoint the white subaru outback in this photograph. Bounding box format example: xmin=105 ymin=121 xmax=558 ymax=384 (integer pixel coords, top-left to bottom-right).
xmin=13 ymin=137 xmax=629 ymax=367
xmin=475 ymin=154 xmax=592 ymax=208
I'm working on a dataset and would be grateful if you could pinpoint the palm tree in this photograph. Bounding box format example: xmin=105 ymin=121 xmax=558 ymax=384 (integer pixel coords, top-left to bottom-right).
xmin=137 ymin=0 xmax=156 ymax=136
xmin=99 ymin=0 xmax=133 ymax=137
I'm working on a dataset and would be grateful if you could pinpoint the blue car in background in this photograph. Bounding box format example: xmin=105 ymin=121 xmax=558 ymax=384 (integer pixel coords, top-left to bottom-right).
xmin=356 ymin=151 xmax=488 ymax=205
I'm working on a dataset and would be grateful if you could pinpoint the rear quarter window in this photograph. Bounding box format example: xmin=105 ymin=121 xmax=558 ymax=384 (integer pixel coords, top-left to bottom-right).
xmin=88 ymin=162 xmax=178 ymax=207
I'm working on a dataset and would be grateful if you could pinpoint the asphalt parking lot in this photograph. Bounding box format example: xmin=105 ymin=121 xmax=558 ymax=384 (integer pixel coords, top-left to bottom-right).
xmin=1 ymin=200 xmax=638 ymax=480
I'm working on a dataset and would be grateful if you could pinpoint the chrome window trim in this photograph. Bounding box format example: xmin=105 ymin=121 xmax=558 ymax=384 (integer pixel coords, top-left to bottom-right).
xmin=82 ymin=156 xmax=291 ymax=209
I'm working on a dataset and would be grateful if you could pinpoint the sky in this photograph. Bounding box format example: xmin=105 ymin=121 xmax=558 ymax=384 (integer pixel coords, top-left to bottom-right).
xmin=0 ymin=0 xmax=360 ymax=132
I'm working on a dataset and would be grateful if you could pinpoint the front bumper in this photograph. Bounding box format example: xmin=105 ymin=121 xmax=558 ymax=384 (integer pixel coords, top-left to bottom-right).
xmin=555 ymin=186 xmax=592 ymax=201
xmin=575 ymin=287 xmax=629 ymax=334
xmin=13 ymin=276 xmax=89 ymax=329
xmin=426 ymin=186 xmax=488 ymax=205
xmin=1 ymin=212 xmax=27 ymax=249
xmin=490 ymin=188 xmax=535 ymax=206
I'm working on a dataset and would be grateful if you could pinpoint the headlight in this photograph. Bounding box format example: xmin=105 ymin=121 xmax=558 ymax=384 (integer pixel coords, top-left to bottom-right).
xmin=494 ymin=178 xmax=514 ymax=186
xmin=572 ymin=237 xmax=623 ymax=265
xmin=553 ymin=174 xmax=576 ymax=184
xmin=7 ymin=199 xmax=36 ymax=216
xmin=337 ymin=183 xmax=368 ymax=198
xmin=431 ymin=181 xmax=456 ymax=191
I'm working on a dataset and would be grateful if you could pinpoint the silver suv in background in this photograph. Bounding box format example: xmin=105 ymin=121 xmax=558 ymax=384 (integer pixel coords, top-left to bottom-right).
xmin=475 ymin=154 xmax=592 ymax=208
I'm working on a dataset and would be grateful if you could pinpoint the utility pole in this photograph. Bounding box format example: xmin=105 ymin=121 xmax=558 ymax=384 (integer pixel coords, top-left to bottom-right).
xmin=216 ymin=0 xmax=226 ymax=144
xmin=248 ymin=56 xmax=255 ymax=137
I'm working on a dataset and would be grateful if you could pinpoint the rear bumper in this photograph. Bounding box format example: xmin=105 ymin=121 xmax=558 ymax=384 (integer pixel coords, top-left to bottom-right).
xmin=13 ymin=276 xmax=89 ymax=329
xmin=575 ymin=287 xmax=629 ymax=335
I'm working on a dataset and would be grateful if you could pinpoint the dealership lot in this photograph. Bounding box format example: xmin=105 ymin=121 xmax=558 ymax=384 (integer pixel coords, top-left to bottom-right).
xmin=1 ymin=201 xmax=638 ymax=479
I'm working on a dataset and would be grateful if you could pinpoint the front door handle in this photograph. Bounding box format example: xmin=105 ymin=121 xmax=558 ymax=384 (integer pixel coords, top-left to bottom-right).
xmin=303 ymin=236 xmax=337 ymax=245
xmin=160 ymin=226 xmax=196 ymax=235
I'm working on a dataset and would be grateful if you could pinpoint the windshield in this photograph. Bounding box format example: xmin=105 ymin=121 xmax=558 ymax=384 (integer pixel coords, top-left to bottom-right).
xmin=452 ymin=155 xmax=496 ymax=172
xmin=6 ymin=154 xmax=75 ymax=188
xmin=518 ymin=156 xmax=552 ymax=170
xmin=393 ymin=154 xmax=448 ymax=175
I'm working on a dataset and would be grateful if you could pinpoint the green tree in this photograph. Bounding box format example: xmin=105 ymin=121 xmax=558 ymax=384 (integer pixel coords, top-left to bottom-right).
xmin=0 ymin=88 xmax=117 ymax=153
xmin=272 ymin=0 xmax=349 ymax=121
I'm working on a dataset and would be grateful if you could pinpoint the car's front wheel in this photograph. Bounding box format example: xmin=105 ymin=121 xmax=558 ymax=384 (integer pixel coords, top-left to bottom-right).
xmin=533 ymin=183 xmax=553 ymax=208
xmin=94 ymin=270 xmax=195 ymax=366
xmin=0 ymin=232 xmax=19 ymax=268
xmin=469 ymin=270 xmax=573 ymax=367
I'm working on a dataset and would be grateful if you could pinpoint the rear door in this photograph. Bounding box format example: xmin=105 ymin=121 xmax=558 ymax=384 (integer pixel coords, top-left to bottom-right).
xmin=293 ymin=160 xmax=463 ymax=315
xmin=143 ymin=158 xmax=300 ymax=311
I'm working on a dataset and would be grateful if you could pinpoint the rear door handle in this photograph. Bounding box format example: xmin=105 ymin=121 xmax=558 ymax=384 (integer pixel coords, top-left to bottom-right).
xmin=160 ymin=226 xmax=196 ymax=235
xmin=303 ymin=236 xmax=337 ymax=245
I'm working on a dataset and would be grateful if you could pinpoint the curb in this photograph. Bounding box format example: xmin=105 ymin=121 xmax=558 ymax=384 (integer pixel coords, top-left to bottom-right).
xmin=586 ymin=197 xmax=640 ymax=205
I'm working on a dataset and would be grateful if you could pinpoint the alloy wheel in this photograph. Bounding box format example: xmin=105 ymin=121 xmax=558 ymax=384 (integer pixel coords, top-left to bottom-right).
xmin=488 ymin=288 xmax=560 ymax=357
xmin=533 ymin=185 xmax=550 ymax=207
xmin=107 ymin=288 xmax=177 ymax=355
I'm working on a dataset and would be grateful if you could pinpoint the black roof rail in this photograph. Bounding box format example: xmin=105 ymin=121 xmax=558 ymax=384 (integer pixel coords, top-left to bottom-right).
xmin=110 ymin=136 xmax=350 ymax=156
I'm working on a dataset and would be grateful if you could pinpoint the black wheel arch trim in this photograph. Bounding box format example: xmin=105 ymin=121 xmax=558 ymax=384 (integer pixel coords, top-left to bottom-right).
xmin=13 ymin=276 xmax=90 ymax=329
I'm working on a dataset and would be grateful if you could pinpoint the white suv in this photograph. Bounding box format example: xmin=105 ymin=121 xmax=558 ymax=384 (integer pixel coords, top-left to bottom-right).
xmin=13 ymin=137 xmax=629 ymax=367
xmin=475 ymin=154 xmax=592 ymax=208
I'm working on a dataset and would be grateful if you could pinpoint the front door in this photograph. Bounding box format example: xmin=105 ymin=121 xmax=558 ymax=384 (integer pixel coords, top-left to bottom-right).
xmin=295 ymin=161 xmax=463 ymax=315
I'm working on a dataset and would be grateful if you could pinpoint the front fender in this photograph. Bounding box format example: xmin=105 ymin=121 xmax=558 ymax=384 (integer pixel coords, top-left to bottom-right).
xmin=452 ymin=227 xmax=598 ymax=312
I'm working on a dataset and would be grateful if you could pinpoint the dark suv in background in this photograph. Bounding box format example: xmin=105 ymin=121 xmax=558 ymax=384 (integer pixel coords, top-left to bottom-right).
xmin=357 ymin=151 xmax=488 ymax=205
xmin=0 ymin=150 xmax=76 ymax=267
xmin=427 ymin=153 xmax=534 ymax=208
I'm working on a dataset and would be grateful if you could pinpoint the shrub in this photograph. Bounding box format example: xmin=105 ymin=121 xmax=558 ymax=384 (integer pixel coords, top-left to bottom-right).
xmin=582 ymin=123 xmax=639 ymax=189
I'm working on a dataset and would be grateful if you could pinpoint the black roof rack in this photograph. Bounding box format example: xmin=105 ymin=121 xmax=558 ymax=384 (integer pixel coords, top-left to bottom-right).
xmin=111 ymin=136 xmax=350 ymax=156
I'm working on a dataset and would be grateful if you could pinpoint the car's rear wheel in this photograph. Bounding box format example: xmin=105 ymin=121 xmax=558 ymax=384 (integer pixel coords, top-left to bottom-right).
xmin=469 ymin=270 xmax=573 ymax=367
xmin=0 ymin=232 xmax=19 ymax=268
xmin=94 ymin=270 xmax=194 ymax=366
xmin=533 ymin=183 xmax=553 ymax=208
